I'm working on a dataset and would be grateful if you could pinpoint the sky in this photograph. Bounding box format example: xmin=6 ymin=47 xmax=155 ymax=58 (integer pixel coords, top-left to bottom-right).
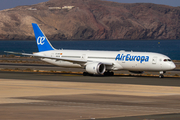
xmin=0 ymin=0 xmax=180 ymax=10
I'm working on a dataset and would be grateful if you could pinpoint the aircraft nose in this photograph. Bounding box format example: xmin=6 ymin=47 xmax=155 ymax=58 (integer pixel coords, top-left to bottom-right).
xmin=171 ymin=63 xmax=176 ymax=69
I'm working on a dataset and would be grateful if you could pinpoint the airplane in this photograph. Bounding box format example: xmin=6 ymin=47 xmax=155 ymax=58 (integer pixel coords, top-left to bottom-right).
xmin=5 ymin=23 xmax=176 ymax=78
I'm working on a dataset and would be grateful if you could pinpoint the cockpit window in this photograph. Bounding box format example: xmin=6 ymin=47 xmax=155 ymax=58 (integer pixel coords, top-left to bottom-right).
xmin=164 ymin=59 xmax=172 ymax=62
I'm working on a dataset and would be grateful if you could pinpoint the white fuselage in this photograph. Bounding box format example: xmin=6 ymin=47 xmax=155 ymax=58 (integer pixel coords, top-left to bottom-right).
xmin=35 ymin=49 xmax=176 ymax=72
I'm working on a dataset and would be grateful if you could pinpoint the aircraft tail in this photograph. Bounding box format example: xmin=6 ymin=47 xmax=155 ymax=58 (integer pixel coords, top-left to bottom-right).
xmin=32 ymin=23 xmax=55 ymax=52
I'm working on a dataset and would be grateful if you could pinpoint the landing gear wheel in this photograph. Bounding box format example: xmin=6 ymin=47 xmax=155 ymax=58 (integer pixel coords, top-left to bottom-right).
xmin=110 ymin=72 xmax=114 ymax=76
xmin=83 ymin=72 xmax=93 ymax=76
xmin=159 ymin=74 xmax=164 ymax=78
xmin=83 ymin=72 xmax=89 ymax=76
xmin=159 ymin=71 xmax=165 ymax=78
xmin=104 ymin=72 xmax=114 ymax=76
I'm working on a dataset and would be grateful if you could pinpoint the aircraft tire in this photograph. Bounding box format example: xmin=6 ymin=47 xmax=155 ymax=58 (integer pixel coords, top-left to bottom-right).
xmin=159 ymin=74 xmax=164 ymax=78
xmin=104 ymin=72 xmax=114 ymax=76
xmin=83 ymin=72 xmax=89 ymax=76
xmin=110 ymin=72 xmax=114 ymax=76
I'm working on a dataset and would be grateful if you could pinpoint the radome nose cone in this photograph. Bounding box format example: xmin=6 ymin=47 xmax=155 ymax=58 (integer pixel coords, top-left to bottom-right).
xmin=171 ymin=63 xmax=176 ymax=69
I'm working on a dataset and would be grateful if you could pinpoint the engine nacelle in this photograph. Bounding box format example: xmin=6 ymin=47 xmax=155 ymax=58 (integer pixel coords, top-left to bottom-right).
xmin=86 ymin=62 xmax=106 ymax=75
xmin=129 ymin=71 xmax=144 ymax=74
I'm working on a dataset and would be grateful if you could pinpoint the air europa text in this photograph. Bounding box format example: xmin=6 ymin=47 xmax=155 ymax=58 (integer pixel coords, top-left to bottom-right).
xmin=115 ymin=54 xmax=149 ymax=63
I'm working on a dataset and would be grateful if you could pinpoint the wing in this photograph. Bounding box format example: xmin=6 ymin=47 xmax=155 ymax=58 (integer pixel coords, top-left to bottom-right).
xmin=4 ymin=51 xmax=113 ymax=66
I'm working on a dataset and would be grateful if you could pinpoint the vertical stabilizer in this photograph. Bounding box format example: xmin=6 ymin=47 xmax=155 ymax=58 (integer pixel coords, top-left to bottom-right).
xmin=32 ymin=23 xmax=55 ymax=52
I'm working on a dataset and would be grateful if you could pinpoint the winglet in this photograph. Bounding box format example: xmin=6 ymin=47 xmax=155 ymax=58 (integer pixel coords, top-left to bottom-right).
xmin=32 ymin=23 xmax=55 ymax=52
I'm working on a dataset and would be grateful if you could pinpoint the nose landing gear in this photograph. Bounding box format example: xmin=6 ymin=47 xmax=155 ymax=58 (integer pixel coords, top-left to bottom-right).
xmin=159 ymin=71 xmax=166 ymax=78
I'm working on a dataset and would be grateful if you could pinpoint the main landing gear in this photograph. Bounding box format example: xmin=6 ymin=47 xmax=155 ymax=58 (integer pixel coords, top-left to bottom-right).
xmin=159 ymin=71 xmax=166 ymax=78
xmin=83 ymin=71 xmax=114 ymax=76
xmin=104 ymin=71 xmax=114 ymax=76
xmin=83 ymin=72 xmax=91 ymax=76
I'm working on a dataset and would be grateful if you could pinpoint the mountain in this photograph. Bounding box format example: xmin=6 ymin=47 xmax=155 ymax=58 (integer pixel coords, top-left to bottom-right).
xmin=0 ymin=0 xmax=180 ymax=40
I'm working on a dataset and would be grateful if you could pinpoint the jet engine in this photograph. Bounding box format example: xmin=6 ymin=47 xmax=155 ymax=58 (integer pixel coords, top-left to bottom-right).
xmin=85 ymin=62 xmax=106 ymax=75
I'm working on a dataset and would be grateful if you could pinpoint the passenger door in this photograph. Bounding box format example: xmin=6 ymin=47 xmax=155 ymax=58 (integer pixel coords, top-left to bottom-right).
xmin=152 ymin=57 xmax=157 ymax=64
xmin=82 ymin=54 xmax=87 ymax=60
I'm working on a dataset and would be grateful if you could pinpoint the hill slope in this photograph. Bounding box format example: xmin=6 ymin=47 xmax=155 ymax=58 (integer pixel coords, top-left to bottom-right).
xmin=0 ymin=0 xmax=180 ymax=40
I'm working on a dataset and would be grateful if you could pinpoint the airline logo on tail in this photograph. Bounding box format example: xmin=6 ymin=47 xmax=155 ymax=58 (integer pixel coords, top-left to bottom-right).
xmin=32 ymin=23 xmax=55 ymax=52
xmin=37 ymin=36 xmax=46 ymax=45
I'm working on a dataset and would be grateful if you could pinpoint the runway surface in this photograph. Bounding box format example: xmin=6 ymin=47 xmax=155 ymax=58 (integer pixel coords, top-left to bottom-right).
xmin=0 ymin=62 xmax=180 ymax=77
xmin=0 ymin=71 xmax=180 ymax=120
xmin=0 ymin=71 xmax=180 ymax=86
